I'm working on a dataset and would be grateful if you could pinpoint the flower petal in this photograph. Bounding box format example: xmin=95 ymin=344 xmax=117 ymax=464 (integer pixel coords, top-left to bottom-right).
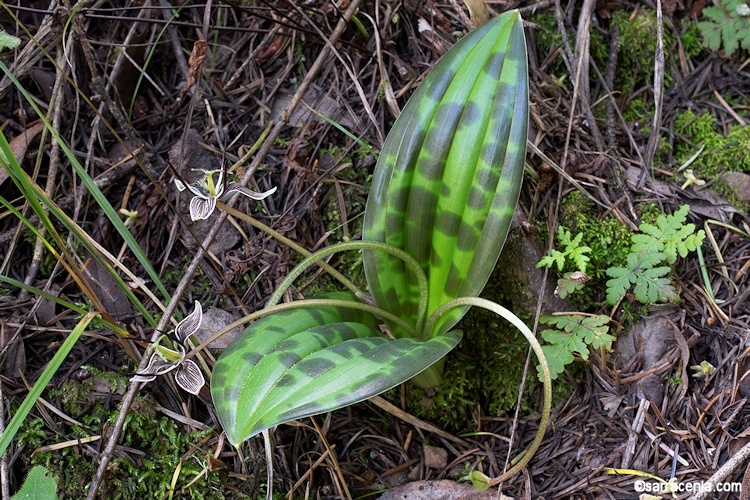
xmin=174 ymin=178 xmax=187 ymax=192
xmin=174 ymin=360 xmax=205 ymax=395
xmin=132 ymin=353 xmax=177 ymax=383
xmin=175 ymin=300 xmax=203 ymax=343
xmin=225 ymin=183 xmax=277 ymax=200
xmin=189 ymin=196 xmax=217 ymax=220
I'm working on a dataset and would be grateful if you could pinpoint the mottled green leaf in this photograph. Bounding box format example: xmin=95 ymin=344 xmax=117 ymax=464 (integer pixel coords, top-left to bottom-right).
xmin=363 ymin=10 xmax=528 ymax=338
xmin=210 ymin=292 xmax=461 ymax=446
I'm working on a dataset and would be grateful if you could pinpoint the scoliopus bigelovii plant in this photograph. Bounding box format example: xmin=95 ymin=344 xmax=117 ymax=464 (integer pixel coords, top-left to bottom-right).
xmin=210 ymin=10 xmax=551 ymax=492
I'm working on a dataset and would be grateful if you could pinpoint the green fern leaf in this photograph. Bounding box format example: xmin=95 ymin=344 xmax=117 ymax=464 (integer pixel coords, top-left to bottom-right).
xmin=536 ymin=227 xmax=591 ymax=273
xmin=538 ymin=329 xmax=587 ymax=380
xmin=536 ymin=314 xmax=613 ymax=380
xmin=605 ymin=266 xmax=635 ymax=305
xmin=570 ymin=246 xmax=591 ymax=273
xmin=630 ymin=232 xmax=663 ymax=256
xmin=634 ymin=267 xmax=678 ymax=304
xmin=632 ymin=206 xmax=704 ymax=264
xmin=698 ymin=1 xmax=750 ymax=56
xmin=537 ymin=251 xmax=565 ymax=271
xmin=575 ymin=315 xmax=614 ymax=350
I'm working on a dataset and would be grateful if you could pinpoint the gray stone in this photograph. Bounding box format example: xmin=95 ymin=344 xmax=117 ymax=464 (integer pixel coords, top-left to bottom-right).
xmin=193 ymin=307 xmax=244 ymax=349
xmin=378 ymin=480 xmax=508 ymax=500
xmin=723 ymin=171 xmax=750 ymax=204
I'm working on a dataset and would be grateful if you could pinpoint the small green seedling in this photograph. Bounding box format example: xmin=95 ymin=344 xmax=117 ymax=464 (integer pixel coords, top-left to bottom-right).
xmin=537 ymin=226 xmax=592 ymax=273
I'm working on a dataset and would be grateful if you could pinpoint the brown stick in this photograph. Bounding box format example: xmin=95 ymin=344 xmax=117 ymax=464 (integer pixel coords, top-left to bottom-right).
xmin=85 ymin=1 xmax=363 ymax=497
xmin=637 ymin=0 xmax=665 ymax=189
xmin=688 ymin=440 xmax=750 ymax=500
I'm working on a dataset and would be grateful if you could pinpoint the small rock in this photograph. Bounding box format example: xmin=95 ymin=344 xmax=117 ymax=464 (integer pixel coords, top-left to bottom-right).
xmin=194 ymin=307 xmax=244 ymax=349
xmin=499 ymin=211 xmax=571 ymax=316
xmin=378 ymin=480 xmax=505 ymax=500
xmin=423 ymin=445 xmax=448 ymax=470
xmin=723 ymin=172 xmax=750 ymax=204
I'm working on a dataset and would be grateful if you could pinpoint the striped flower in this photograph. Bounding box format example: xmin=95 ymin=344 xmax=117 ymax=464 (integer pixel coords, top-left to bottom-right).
xmin=132 ymin=301 xmax=206 ymax=395
xmin=175 ymin=169 xmax=276 ymax=221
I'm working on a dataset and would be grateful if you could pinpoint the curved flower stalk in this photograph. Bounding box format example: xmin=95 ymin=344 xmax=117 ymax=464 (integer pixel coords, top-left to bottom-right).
xmin=174 ymin=168 xmax=276 ymax=221
xmin=131 ymin=301 xmax=206 ymax=394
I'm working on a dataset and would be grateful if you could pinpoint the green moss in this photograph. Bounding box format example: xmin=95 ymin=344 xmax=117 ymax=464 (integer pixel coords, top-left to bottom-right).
xmin=57 ymin=379 xmax=95 ymax=418
xmin=27 ymin=397 xmax=236 ymax=499
xmin=680 ymin=22 xmax=704 ymax=59
xmin=529 ymin=11 xmax=569 ymax=78
xmin=384 ymin=201 xmax=640 ymax=430
xmin=612 ymin=9 xmax=674 ymax=91
xmin=17 ymin=418 xmax=47 ymax=448
xmin=674 ymin=110 xmax=750 ymax=179
xmin=560 ymin=191 xmax=631 ymax=276
xmin=621 ymin=96 xmax=653 ymax=133
xmin=389 ymin=278 xmax=529 ymax=429
xmin=673 ymin=110 xmax=750 ymax=208
xmin=388 ymin=251 xmax=572 ymax=430
xmin=18 ymin=370 xmax=252 ymax=498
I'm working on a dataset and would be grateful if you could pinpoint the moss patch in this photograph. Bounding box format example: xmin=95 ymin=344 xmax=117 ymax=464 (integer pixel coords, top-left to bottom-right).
xmin=674 ymin=109 xmax=750 ymax=176
xmin=673 ymin=109 xmax=750 ymax=210
xmin=611 ymin=9 xmax=674 ymax=92
xmin=19 ymin=371 xmax=250 ymax=498
xmin=390 ymin=243 xmax=573 ymax=431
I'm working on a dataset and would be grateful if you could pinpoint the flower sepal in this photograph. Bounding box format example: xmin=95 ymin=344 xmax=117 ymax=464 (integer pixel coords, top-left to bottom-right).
xmin=175 ymin=169 xmax=276 ymax=221
xmin=130 ymin=302 xmax=207 ymax=395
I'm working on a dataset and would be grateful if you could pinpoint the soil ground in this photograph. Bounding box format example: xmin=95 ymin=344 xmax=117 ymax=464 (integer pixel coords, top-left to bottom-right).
xmin=1 ymin=1 xmax=750 ymax=498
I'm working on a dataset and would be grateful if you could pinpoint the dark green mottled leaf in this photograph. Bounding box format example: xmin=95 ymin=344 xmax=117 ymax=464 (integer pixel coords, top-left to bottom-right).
xmin=363 ymin=10 xmax=528 ymax=338
xmin=210 ymin=292 xmax=461 ymax=446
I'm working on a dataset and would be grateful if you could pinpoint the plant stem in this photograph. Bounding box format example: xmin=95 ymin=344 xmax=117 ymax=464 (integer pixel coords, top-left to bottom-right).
xmin=267 ymin=240 xmax=429 ymax=335
xmin=426 ymin=297 xmax=551 ymax=484
xmin=222 ymin=204 xmax=431 ymax=336
xmin=410 ymin=359 xmax=446 ymax=388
